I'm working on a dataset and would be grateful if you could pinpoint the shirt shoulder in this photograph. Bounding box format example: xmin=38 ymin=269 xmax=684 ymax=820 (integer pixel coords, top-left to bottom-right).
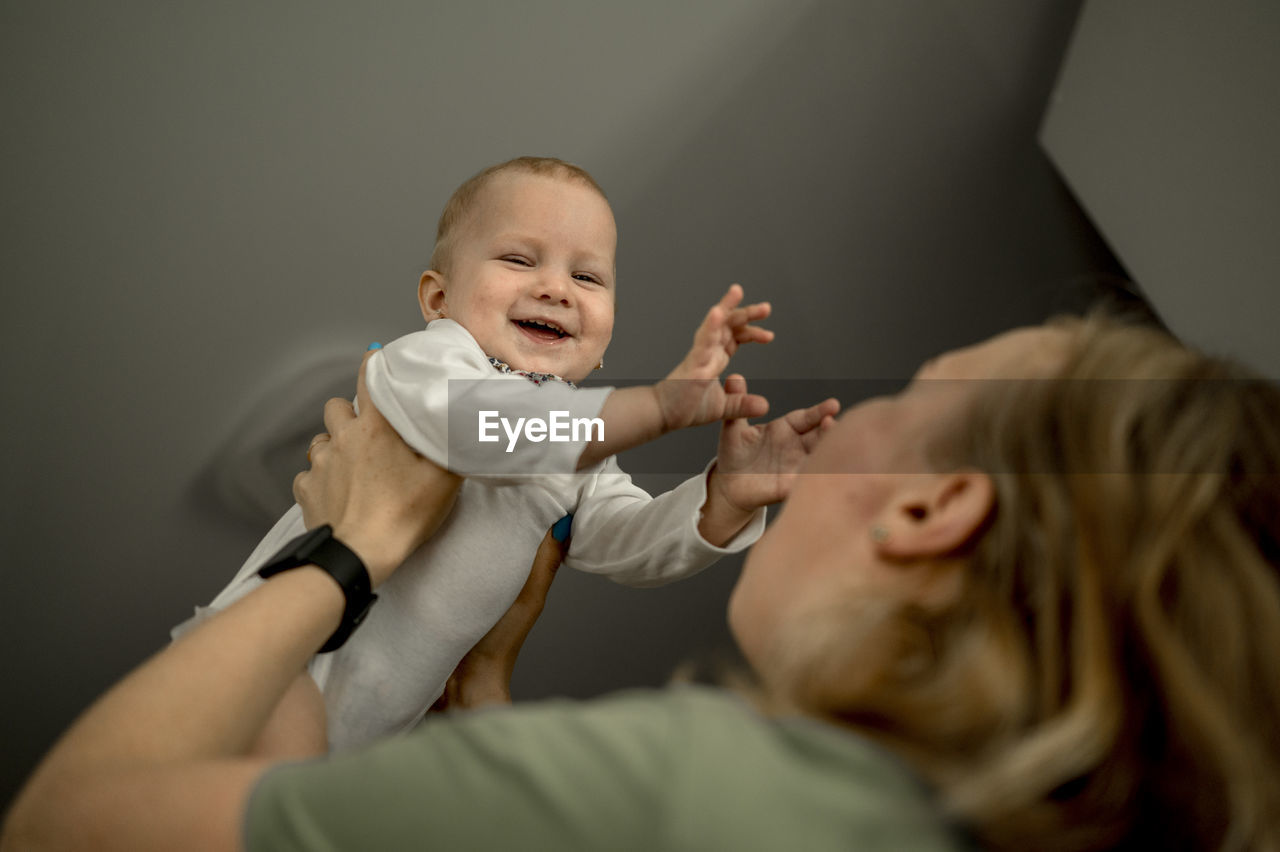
xmin=245 ymin=687 xmax=968 ymax=852
xmin=379 ymin=319 xmax=491 ymax=372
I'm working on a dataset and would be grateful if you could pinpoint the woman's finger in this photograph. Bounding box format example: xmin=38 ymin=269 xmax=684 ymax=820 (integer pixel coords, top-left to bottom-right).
xmin=355 ymin=349 xmax=380 ymax=422
xmin=291 ymin=469 xmax=310 ymax=513
xmin=518 ymin=525 xmax=567 ymax=615
xmin=306 ymin=433 xmax=331 ymax=463
xmin=322 ymin=396 xmax=356 ymax=436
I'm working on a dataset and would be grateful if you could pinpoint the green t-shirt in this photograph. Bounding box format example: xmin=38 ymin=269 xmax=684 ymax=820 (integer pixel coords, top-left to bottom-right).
xmin=245 ymin=686 xmax=969 ymax=851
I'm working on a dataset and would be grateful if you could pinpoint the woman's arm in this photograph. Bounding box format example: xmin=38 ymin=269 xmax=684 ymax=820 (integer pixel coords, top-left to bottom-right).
xmin=2 ymin=568 xmax=347 ymax=852
xmin=1 ymin=353 xmax=460 ymax=852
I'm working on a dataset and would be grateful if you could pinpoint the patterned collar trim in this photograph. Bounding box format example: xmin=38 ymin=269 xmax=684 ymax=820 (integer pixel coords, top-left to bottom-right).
xmin=487 ymin=356 xmax=578 ymax=389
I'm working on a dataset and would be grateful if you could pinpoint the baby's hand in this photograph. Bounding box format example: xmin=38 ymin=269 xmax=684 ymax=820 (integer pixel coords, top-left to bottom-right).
xmin=711 ymin=374 xmax=840 ymax=512
xmin=656 ymin=284 xmax=774 ymax=431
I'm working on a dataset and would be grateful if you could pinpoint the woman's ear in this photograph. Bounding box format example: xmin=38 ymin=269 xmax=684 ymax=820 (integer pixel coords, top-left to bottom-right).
xmin=418 ymin=270 xmax=447 ymax=322
xmin=874 ymin=470 xmax=994 ymax=560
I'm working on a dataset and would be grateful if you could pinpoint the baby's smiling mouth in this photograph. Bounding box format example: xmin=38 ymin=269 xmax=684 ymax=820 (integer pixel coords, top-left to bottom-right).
xmin=513 ymin=318 xmax=571 ymax=342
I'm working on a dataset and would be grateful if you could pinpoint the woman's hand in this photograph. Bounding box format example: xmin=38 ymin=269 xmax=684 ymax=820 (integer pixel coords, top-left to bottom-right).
xmin=430 ymin=520 xmax=568 ymax=712
xmin=294 ymin=350 xmax=462 ymax=586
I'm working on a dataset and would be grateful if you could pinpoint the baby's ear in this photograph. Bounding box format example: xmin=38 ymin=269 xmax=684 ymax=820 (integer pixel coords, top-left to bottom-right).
xmin=418 ymin=270 xmax=447 ymax=322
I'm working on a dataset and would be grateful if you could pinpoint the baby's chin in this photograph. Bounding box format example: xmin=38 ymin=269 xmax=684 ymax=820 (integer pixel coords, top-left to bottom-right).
xmin=496 ymin=351 xmax=591 ymax=382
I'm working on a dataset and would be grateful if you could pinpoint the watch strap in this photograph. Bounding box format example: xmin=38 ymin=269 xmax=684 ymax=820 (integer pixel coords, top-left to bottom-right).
xmin=257 ymin=524 xmax=378 ymax=653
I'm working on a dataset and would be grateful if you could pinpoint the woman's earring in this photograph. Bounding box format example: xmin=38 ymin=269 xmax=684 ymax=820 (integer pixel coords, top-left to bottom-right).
xmin=595 ymin=358 xmax=604 ymax=370
xmin=870 ymin=524 xmax=890 ymax=543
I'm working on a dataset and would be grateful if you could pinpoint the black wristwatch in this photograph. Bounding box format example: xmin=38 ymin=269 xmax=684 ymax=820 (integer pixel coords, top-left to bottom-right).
xmin=257 ymin=524 xmax=378 ymax=653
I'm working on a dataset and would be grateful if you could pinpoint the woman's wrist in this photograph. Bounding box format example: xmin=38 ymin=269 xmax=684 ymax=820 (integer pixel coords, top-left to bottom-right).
xmin=327 ymin=468 xmax=462 ymax=588
xmin=332 ymin=523 xmax=411 ymax=588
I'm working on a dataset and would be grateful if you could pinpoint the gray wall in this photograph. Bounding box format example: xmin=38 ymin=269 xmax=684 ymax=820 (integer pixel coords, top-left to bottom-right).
xmin=1042 ymin=0 xmax=1280 ymax=376
xmin=1 ymin=0 xmax=1118 ymax=808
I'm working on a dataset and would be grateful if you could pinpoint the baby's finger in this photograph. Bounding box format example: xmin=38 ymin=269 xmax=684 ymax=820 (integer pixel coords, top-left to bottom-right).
xmin=785 ymin=398 xmax=841 ymax=435
xmin=732 ymin=325 xmax=775 ymax=345
xmin=694 ymin=303 xmax=726 ymax=339
xmin=722 ymin=373 xmax=749 ymax=408
xmin=690 ymin=306 xmax=730 ymax=362
xmin=717 ymin=283 xmax=745 ymax=313
xmin=726 ymin=301 xmax=771 ymax=326
xmin=798 ymin=405 xmax=841 ymax=450
xmin=723 ymin=391 xmax=769 ymax=420
xmin=727 ymin=298 xmax=762 ymax=327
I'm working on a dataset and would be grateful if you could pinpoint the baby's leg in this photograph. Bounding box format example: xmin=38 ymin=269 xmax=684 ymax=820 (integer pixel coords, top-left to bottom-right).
xmin=248 ymin=671 xmax=328 ymax=759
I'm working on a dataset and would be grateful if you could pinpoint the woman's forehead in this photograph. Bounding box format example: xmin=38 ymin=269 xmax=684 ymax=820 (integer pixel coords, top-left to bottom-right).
xmin=925 ymin=325 xmax=1069 ymax=382
xmin=812 ymin=326 xmax=1069 ymax=469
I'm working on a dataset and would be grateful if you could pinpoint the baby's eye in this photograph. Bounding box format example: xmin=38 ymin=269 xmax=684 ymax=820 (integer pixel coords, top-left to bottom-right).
xmin=502 ymin=255 xmax=532 ymax=266
xmin=573 ymin=273 xmax=603 ymax=285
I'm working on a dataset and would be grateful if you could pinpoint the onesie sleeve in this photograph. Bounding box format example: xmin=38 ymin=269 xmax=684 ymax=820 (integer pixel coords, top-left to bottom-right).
xmin=364 ymin=320 xmax=613 ymax=479
xmin=565 ymin=458 xmax=766 ymax=587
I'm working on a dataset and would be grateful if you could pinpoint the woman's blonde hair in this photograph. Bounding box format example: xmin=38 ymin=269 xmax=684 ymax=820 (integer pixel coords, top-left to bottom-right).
xmin=771 ymin=314 xmax=1280 ymax=850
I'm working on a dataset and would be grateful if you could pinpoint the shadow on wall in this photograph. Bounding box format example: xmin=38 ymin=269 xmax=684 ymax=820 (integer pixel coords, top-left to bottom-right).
xmin=190 ymin=348 xmax=362 ymax=531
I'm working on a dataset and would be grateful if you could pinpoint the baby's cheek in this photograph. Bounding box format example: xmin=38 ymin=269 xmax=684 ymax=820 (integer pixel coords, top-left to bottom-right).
xmin=588 ymin=299 xmax=616 ymax=346
xmin=473 ymin=289 xmax=509 ymax=314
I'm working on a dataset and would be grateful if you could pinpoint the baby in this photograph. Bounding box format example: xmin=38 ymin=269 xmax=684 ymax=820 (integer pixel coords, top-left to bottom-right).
xmin=179 ymin=157 xmax=837 ymax=751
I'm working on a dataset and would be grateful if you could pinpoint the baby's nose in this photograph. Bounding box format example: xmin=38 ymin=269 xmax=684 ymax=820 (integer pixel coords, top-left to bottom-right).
xmin=534 ymin=274 xmax=572 ymax=306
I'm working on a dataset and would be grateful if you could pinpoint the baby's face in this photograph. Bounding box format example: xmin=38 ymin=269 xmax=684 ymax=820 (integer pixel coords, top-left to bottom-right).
xmin=423 ymin=172 xmax=616 ymax=382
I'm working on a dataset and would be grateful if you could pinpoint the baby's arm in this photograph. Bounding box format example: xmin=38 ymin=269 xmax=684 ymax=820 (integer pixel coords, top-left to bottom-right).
xmin=566 ymin=458 xmax=767 ymax=587
xmin=575 ymin=284 xmax=773 ymax=469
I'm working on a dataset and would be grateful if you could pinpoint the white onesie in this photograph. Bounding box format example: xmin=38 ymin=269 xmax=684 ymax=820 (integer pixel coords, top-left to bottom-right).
xmin=177 ymin=319 xmax=765 ymax=750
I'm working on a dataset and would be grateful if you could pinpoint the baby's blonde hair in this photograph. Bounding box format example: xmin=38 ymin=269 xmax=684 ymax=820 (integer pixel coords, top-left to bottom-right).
xmin=768 ymin=314 xmax=1280 ymax=850
xmin=429 ymin=156 xmax=608 ymax=274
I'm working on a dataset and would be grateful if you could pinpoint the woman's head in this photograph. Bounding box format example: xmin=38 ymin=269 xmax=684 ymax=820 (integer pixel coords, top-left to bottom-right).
xmin=730 ymin=324 xmax=1073 ymax=675
xmin=732 ymin=314 xmax=1280 ymax=850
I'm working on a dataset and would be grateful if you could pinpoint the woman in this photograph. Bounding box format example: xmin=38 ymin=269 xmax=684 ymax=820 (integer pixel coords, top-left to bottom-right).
xmin=4 ymin=314 xmax=1279 ymax=850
